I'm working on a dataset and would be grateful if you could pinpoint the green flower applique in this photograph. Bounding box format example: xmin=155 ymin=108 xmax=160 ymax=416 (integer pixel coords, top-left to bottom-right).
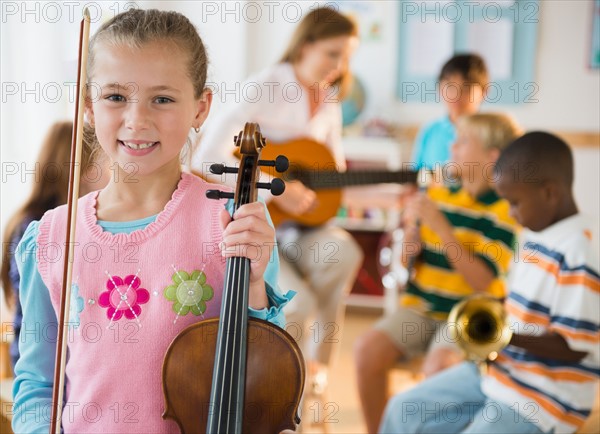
xmin=164 ymin=269 xmax=214 ymax=317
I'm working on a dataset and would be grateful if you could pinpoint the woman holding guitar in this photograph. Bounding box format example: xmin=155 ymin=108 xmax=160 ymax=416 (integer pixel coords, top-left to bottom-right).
xmin=195 ymin=6 xmax=363 ymax=405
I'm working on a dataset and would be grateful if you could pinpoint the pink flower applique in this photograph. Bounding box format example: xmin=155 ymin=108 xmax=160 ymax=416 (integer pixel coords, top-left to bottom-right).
xmin=98 ymin=274 xmax=150 ymax=321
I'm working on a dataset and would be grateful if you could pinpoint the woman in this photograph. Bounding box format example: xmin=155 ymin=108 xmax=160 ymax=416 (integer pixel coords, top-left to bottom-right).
xmin=194 ymin=6 xmax=363 ymax=407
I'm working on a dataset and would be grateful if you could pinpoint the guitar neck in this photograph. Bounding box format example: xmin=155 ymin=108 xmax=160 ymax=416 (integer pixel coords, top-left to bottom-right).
xmin=299 ymin=169 xmax=418 ymax=190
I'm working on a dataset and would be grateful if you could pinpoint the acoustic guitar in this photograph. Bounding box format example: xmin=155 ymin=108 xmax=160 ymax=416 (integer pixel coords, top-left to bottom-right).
xmin=255 ymin=138 xmax=419 ymax=227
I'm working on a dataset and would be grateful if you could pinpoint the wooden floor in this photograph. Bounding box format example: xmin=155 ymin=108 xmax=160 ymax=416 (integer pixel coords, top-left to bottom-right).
xmin=2 ymin=307 xmax=597 ymax=433
xmin=0 ymin=307 xmax=405 ymax=434
xmin=299 ymin=307 xmax=420 ymax=434
xmin=298 ymin=307 xmax=600 ymax=434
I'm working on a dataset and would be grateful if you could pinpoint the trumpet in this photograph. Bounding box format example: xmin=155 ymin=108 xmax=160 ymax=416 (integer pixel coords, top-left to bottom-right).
xmin=448 ymin=295 xmax=513 ymax=368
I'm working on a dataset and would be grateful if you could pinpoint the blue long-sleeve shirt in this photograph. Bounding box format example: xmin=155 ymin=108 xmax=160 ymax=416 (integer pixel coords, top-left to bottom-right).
xmin=7 ymin=218 xmax=32 ymax=371
xmin=411 ymin=115 xmax=456 ymax=170
xmin=12 ymin=207 xmax=292 ymax=433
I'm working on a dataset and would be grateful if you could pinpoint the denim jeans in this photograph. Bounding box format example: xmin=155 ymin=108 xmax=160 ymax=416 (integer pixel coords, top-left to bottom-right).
xmin=379 ymin=362 xmax=548 ymax=434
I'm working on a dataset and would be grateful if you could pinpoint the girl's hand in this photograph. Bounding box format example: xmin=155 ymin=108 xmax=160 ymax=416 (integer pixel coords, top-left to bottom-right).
xmin=220 ymin=202 xmax=275 ymax=309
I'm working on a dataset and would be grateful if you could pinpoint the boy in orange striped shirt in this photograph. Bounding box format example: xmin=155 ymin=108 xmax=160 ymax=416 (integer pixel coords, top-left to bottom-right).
xmin=379 ymin=132 xmax=599 ymax=434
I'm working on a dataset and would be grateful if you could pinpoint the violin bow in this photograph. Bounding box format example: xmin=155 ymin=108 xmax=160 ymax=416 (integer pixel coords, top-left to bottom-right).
xmin=49 ymin=9 xmax=90 ymax=434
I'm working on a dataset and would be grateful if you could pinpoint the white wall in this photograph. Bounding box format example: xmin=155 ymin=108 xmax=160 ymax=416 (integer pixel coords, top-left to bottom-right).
xmin=231 ymin=0 xmax=600 ymax=236
xmin=2 ymin=0 xmax=599 ymax=234
xmin=0 ymin=0 xmax=251 ymax=234
xmin=243 ymin=1 xmax=600 ymax=131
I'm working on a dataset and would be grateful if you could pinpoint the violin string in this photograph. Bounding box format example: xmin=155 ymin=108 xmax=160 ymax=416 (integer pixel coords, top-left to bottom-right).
xmin=222 ymin=206 xmax=245 ymax=430
xmin=225 ymin=256 xmax=239 ymax=432
xmin=235 ymin=256 xmax=246 ymax=431
xmin=212 ymin=256 xmax=230 ymax=433
xmin=212 ymin=150 xmax=258 ymax=433
xmin=227 ymin=158 xmax=254 ymax=432
xmin=224 ymin=256 xmax=238 ymax=431
xmin=227 ymin=161 xmax=251 ymax=432
xmin=240 ymin=252 xmax=250 ymax=430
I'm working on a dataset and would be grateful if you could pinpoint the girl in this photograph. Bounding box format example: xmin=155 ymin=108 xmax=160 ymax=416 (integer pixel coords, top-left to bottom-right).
xmin=12 ymin=9 xmax=290 ymax=433
xmin=1 ymin=120 xmax=108 ymax=371
xmin=194 ymin=6 xmax=363 ymax=404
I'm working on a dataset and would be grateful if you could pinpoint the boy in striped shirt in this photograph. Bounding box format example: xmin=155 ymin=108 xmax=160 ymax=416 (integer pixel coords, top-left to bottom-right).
xmin=379 ymin=132 xmax=599 ymax=434
xmin=356 ymin=113 xmax=521 ymax=433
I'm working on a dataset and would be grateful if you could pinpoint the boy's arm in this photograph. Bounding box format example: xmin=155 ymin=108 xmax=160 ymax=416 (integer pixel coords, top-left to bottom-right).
xmin=508 ymin=237 xmax=599 ymax=366
xmin=435 ymin=222 xmax=496 ymax=292
xmin=408 ymin=194 xmax=497 ymax=292
xmin=509 ymin=332 xmax=588 ymax=363
xmin=411 ymin=127 xmax=427 ymax=169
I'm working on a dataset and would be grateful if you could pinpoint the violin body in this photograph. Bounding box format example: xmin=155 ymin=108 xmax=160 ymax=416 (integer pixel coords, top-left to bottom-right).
xmin=162 ymin=318 xmax=304 ymax=433
xmin=162 ymin=123 xmax=304 ymax=434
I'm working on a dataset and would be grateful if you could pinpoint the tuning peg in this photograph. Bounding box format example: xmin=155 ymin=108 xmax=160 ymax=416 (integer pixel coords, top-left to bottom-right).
xmin=256 ymin=178 xmax=285 ymax=196
xmin=209 ymin=163 xmax=238 ymax=175
xmin=206 ymin=190 xmax=235 ymax=200
xmin=258 ymin=155 xmax=289 ymax=173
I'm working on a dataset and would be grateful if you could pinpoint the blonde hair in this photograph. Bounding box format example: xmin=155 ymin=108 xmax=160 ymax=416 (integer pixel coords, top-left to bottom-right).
xmin=84 ymin=9 xmax=208 ymax=155
xmin=88 ymin=9 xmax=208 ymax=98
xmin=280 ymin=7 xmax=358 ymax=99
xmin=457 ymin=113 xmax=523 ymax=151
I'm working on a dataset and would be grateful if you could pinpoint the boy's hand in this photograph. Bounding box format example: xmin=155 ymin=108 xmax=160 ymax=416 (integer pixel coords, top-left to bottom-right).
xmin=511 ymin=332 xmax=587 ymax=363
xmin=220 ymin=202 xmax=275 ymax=309
xmin=405 ymin=193 xmax=452 ymax=237
xmin=397 ymin=184 xmax=418 ymax=207
xmin=401 ymin=224 xmax=422 ymax=265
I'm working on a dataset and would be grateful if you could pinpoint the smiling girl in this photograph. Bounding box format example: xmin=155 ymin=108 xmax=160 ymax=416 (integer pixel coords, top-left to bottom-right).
xmin=12 ymin=9 xmax=291 ymax=433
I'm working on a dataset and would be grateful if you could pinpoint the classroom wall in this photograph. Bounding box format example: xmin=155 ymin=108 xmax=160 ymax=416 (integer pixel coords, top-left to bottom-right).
xmin=1 ymin=0 xmax=598 ymax=239
xmin=246 ymin=0 xmax=599 ymax=131
xmin=0 ymin=0 xmax=250 ymax=233
xmin=224 ymin=0 xmax=600 ymax=235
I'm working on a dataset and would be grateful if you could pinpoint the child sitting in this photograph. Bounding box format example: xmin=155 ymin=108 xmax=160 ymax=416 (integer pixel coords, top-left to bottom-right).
xmin=380 ymin=131 xmax=599 ymax=434
xmin=355 ymin=113 xmax=521 ymax=433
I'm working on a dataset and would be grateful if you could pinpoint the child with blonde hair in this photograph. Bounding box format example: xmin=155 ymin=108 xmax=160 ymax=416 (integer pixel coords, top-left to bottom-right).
xmin=12 ymin=9 xmax=290 ymax=433
xmin=356 ymin=113 xmax=522 ymax=433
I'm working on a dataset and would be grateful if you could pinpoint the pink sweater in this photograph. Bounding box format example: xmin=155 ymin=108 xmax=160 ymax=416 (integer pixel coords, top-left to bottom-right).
xmin=37 ymin=173 xmax=229 ymax=433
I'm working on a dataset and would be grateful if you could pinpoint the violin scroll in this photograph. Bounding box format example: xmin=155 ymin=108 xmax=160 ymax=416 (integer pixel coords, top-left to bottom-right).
xmin=206 ymin=123 xmax=288 ymax=201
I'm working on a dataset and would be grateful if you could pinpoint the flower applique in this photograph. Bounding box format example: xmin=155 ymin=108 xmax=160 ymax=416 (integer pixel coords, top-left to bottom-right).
xmin=69 ymin=283 xmax=85 ymax=329
xmin=98 ymin=274 xmax=150 ymax=321
xmin=164 ymin=269 xmax=214 ymax=317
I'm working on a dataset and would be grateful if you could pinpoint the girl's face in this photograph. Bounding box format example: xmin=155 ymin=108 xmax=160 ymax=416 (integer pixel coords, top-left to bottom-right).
xmin=86 ymin=41 xmax=210 ymax=177
xmin=299 ymin=35 xmax=358 ymax=85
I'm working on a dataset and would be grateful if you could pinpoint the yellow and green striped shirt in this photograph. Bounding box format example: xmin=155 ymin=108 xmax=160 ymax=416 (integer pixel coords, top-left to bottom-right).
xmin=401 ymin=185 xmax=518 ymax=319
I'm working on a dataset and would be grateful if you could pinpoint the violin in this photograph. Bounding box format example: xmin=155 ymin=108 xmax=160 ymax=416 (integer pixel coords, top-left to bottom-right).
xmin=162 ymin=123 xmax=305 ymax=433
